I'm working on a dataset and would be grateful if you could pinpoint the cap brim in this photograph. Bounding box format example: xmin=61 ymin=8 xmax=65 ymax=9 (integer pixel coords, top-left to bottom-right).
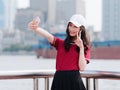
xmin=69 ymin=20 xmax=81 ymax=27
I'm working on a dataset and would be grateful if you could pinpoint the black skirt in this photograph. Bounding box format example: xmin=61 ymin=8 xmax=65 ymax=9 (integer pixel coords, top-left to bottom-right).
xmin=51 ymin=70 xmax=86 ymax=90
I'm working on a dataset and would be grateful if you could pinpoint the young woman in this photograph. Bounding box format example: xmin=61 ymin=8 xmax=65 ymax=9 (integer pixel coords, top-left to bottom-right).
xmin=28 ymin=14 xmax=90 ymax=90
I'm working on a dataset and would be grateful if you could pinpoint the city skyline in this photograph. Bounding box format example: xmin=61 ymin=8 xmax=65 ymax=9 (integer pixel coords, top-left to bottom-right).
xmin=17 ymin=0 xmax=102 ymax=31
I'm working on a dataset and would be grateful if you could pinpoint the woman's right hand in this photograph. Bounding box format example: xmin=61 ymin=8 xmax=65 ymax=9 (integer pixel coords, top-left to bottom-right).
xmin=28 ymin=17 xmax=54 ymax=44
xmin=28 ymin=17 xmax=40 ymax=31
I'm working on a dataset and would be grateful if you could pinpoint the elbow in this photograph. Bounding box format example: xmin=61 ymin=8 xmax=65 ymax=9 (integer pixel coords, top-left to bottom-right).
xmin=79 ymin=63 xmax=86 ymax=71
xmin=78 ymin=61 xmax=87 ymax=71
xmin=79 ymin=67 xmax=86 ymax=71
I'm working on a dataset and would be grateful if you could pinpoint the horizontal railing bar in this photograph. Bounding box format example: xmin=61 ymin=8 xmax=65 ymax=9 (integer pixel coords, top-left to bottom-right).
xmin=81 ymin=70 xmax=120 ymax=79
xmin=0 ymin=70 xmax=119 ymax=90
xmin=0 ymin=70 xmax=120 ymax=80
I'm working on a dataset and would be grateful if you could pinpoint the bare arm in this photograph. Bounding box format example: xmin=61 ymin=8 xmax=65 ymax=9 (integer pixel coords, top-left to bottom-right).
xmin=78 ymin=47 xmax=87 ymax=71
xmin=34 ymin=27 xmax=54 ymax=44
xmin=74 ymin=34 xmax=87 ymax=71
xmin=28 ymin=18 xmax=54 ymax=44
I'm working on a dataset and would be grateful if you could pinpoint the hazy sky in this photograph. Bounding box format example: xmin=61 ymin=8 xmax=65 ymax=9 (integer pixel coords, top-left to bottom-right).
xmin=17 ymin=0 xmax=30 ymax=8
xmin=17 ymin=0 xmax=102 ymax=31
xmin=85 ymin=0 xmax=102 ymax=31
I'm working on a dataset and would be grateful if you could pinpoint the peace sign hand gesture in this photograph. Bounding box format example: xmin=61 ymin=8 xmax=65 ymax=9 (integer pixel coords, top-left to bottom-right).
xmin=74 ymin=32 xmax=84 ymax=49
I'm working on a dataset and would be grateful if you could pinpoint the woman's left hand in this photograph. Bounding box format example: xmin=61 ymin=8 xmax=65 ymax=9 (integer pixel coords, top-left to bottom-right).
xmin=74 ymin=32 xmax=84 ymax=48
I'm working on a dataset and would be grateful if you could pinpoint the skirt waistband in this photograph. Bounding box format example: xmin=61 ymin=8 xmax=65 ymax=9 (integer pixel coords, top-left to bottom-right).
xmin=56 ymin=70 xmax=79 ymax=72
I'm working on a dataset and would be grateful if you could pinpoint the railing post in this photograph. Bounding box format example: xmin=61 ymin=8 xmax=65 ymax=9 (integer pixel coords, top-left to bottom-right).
xmin=33 ymin=78 xmax=39 ymax=90
xmin=86 ymin=78 xmax=91 ymax=90
xmin=93 ymin=78 xmax=98 ymax=90
xmin=45 ymin=77 xmax=49 ymax=90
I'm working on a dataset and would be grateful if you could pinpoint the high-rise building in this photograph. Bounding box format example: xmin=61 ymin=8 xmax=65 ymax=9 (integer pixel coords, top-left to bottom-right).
xmin=56 ymin=0 xmax=85 ymax=25
xmin=4 ymin=0 xmax=17 ymax=30
xmin=30 ymin=0 xmax=56 ymax=25
xmin=0 ymin=0 xmax=5 ymax=30
xmin=102 ymin=0 xmax=120 ymax=40
xmin=29 ymin=0 xmax=85 ymax=26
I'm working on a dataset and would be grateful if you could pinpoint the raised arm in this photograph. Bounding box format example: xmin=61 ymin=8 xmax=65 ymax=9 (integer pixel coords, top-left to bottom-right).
xmin=74 ymin=33 xmax=87 ymax=71
xmin=28 ymin=18 xmax=54 ymax=44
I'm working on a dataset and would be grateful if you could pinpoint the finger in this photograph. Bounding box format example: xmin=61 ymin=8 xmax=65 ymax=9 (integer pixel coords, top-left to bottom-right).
xmin=31 ymin=21 xmax=39 ymax=26
xmin=28 ymin=23 xmax=37 ymax=29
xmin=76 ymin=32 xmax=79 ymax=38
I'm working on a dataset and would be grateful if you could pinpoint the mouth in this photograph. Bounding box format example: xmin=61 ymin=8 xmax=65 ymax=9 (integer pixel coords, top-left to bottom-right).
xmin=70 ymin=32 xmax=76 ymax=35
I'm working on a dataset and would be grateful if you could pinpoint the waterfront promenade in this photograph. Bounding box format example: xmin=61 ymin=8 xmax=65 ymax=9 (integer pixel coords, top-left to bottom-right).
xmin=0 ymin=55 xmax=120 ymax=90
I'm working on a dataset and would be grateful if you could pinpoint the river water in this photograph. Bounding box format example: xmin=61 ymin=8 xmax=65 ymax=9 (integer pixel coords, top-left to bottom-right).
xmin=0 ymin=55 xmax=120 ymax=90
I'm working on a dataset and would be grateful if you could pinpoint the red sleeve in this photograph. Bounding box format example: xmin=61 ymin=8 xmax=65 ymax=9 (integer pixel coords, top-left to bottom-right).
xmin=50 ymin=37 xmax=60 ymax=50
xmin=85 ymin=47 xmax=90 ymax=64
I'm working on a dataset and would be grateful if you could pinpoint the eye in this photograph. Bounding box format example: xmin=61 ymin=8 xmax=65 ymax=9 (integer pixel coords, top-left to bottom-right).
xmin=74 ymin=26 xmax=78 ymax=28
xmin=69 ymin=22 xmax=78 ymax=28
xmin=69 ymin=23 xmax=72 ymax=27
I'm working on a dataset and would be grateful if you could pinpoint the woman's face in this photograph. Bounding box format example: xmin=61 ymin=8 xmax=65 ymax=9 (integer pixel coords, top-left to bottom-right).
xmin=68 ymin=22 xmax=80 ymax=37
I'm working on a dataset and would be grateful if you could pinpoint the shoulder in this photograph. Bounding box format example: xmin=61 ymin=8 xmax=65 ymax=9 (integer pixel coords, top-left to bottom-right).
xmin=51 ymin=36 xmax=64 ymax=48
xmin=54 ymin=37 xmax=64 ymax=43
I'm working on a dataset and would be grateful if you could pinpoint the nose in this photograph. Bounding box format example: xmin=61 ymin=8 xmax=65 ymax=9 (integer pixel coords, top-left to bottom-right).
xmin=69 ymin=25 xmax=75 ymax=31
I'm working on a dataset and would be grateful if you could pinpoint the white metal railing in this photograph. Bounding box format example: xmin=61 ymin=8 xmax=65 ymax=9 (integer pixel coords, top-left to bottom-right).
xmin=0 ymin=70 xmax=120 ymax=90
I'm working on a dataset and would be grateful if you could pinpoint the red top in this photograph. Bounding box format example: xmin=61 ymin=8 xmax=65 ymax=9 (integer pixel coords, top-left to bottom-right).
xmin=52 ymin=37 xmax=90 ymax=71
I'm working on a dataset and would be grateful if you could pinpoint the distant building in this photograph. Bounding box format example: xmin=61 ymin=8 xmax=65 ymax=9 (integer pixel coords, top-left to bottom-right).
xmin=30 ymin=0 xmax=56 ymax=26
xmin=0 ymin=0 xmax=17 ymax=30
xmin=102 ymin=0 xmax=120 ymax=41
xmin=0 ymin=0 xmax=5 ymax=29
xmin=4 ymin=0 xmax=17 ymax=30
xmin=14 ymin=8 xmax=42 ymax=31
xmin=0 ymin=30 xmax=3 ymax=51
xmin=29 ymin=0 xmax=86 ymax=27
xmin=15 ymin=0 xmax=86 ymax=34
xmin=56 ymin=0 xmax=86 ymax=25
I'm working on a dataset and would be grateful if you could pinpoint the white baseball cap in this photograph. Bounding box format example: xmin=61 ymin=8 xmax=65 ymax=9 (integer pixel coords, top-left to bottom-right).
xmin=69 ymin=14 xmax=87 ymax=28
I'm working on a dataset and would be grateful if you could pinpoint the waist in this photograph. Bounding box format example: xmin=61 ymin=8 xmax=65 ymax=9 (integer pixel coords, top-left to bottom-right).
xmin=56 ymin=70 xmax=80 ymax=74
xmin=55 ymin=70 xmax=81 ymax=77
xmin=56 ymin=65 xmax=79 ymax=71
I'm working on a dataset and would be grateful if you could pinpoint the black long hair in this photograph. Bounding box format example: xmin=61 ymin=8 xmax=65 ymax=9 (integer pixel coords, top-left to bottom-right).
xmin=64 ymin=23 xmax=90 ymax=54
